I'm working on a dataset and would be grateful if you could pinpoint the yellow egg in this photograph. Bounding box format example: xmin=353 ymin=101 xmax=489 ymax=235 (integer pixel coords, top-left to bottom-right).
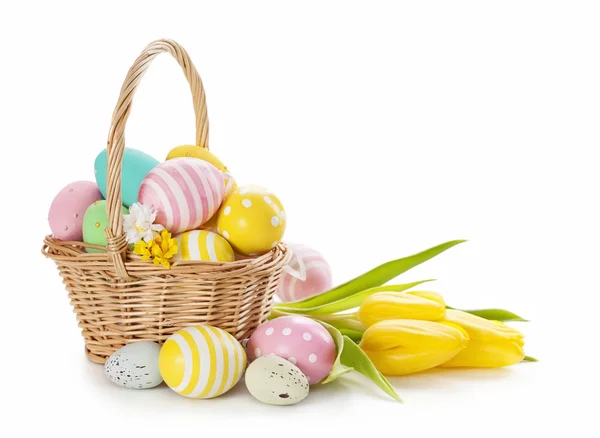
xmin=166 ymin=145 xmax=229 ymax=172
xmin=173 ymin=230 xmax=235 ymax=262
xmin=159 ymin=325 xmax=246 ymax=399
xmin=239 ymin=184 xmax=284 ymax=211
xmin=216 ymin=185 xmax=286 ymax=256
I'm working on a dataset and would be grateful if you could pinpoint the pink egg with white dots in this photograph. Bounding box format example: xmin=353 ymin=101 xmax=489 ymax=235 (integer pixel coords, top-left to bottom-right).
xmin=277 ymin=243 xmax=333 ymax=302
xmin=247 ymin=316 xmax=336 ymax=384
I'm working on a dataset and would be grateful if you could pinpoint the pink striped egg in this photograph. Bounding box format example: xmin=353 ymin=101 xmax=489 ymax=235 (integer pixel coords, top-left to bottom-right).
xmin=277 ymin=244 xmax=333 ymax=303
xmin=138 ymin=158 xmax=225 ymax=233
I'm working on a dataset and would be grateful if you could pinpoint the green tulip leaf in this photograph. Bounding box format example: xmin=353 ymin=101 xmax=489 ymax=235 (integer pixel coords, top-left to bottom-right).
xmin=276 ymin=280 xmax=434 ymax=315
xmin=523 ymin=355 xmax=538 ymax=362
xmin=340 ymin=336 xmax=402 ymax=402
xmin=278 ymin=240 xmax=466 ymax=310
xmin=449 ymin=307 xmax=529 ymax=322
xmin=314 ymin=317 xmax=365 ymax=343
xmin=318 ymin=321 xmax=354 ymax=384
xmin=338 ymin=328 xmax=364 ymax=343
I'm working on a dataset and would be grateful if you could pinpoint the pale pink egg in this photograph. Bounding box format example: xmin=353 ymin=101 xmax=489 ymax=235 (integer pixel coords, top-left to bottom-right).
xmin=277 ymin=243 xmax=333 ymax=302
xmin=246 ymin=316 xmax=336 ymax=384
xmin=48 ymin=181 xmax=103 ymax=241
xmin=138 ymin=158 xmax=225 ymax=233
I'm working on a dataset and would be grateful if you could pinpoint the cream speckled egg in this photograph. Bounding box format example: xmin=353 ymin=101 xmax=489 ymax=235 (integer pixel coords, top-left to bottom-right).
xmin=245 ymin=355 xmax=309 ymax=405
xmin=104 ymin=342 xmax=163 ymax=389
xmin=159 ymin=326 xmax=246 ymax=399
xmin=173 ymin=230 xmax=235 ymax=262
xmin=216 ymin=185 xmax=286 ymax=256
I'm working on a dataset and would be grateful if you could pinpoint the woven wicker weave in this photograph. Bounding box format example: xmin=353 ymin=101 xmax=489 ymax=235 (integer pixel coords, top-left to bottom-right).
xmin=42 ymin=39 xmax=291 ymax=364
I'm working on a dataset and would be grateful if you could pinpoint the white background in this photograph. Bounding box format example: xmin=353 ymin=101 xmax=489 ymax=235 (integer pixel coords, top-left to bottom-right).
xmin=1 ymin=1 xmax=598 ymax=436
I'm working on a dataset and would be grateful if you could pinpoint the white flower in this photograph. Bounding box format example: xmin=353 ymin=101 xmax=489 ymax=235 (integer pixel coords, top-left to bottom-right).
xmin=123 ymin=203 xmax=164 ymax=244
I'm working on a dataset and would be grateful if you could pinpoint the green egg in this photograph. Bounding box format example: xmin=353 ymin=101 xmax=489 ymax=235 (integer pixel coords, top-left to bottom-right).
xmin=83 ymin=200 xmax=129 ymax=253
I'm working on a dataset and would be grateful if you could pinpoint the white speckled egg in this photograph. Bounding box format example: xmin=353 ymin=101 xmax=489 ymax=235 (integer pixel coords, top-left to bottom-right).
xmin=245 ymin=355 xmax=309 ymax=405
xmin=104 ymin=342 xmax=163 ymax=389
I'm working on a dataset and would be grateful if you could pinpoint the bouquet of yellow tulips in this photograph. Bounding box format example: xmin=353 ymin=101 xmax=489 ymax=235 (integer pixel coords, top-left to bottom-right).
xmin=271 ymin=240 xmax=535 ymax=401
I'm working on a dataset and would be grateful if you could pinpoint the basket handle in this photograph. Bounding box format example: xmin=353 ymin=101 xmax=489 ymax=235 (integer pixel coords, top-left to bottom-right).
xmin=105 ymin=39 xmax=209 ymax=280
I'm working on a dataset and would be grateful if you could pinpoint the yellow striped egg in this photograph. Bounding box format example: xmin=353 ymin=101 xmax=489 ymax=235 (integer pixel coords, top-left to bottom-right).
xmin=159 ymin=326 xmax=247 ymax=399
xmin=173 ymin=230 xmax=235 ymax=262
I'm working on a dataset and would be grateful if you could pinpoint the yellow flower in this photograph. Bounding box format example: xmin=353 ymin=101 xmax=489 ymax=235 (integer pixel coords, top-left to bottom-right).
xmin=133 ymin=240 xmax=152 ymax=260
xmin=133 ymin=230 xmax=178 ymax=269
xmin=440 ymin=309 xmax=525 ymax=368
xmin=358 ymin=290 xmax=447 ymax=327
xmin=359 ymin=319 xmax=469 ymax=376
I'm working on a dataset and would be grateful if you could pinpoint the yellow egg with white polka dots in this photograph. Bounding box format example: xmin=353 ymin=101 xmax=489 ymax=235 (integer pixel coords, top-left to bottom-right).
xmin=216 ymin=185 xmax=287 ymax=256
xmin=173 ymin=230 xmax=235 ymax=262
xmin=238 ymin=184 xmax=284 ymax=211
xmin=159 ymin=325 xmax=247 ymax=399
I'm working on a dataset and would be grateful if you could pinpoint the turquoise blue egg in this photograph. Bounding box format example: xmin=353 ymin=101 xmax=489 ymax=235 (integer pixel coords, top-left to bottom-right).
xmin=94 ymin=148 xmax=159 ymax=208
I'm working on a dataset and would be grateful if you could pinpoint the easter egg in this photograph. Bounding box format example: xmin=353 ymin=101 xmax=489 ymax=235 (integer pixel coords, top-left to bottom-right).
xmin=159 ymin=325 xmax=246 ymax=399
xmin=82 ymin=200 xmax=129 ymax=253
xmin=138 ymin=158 xmax=225 ymax=234
xmin=94 ymin=148 xmax=159 ymax=208
xmin=277 ymin=244 xmax=333 ymax=302
xmin=247 ymin=316 xmax=336 ymax=384
xmin=245 ymin=355 xmax=309 ymax=405
xmin=48 ymin=181 xmax=103 ymax=241
xmin=173 ymin=230 xmax=235 ymax=262
xmin=216 ymin=185 xmax=286 ymax=256
xmin=199 ymin=213 xmax=218 ymax=233
xmin=166 ymin=145 xmax=229 ymax=172
xmin=223 ymin=172 xmax=237 ymax=197
xmin=238 ymin=184 xmax=284 ymax=211
xmin=199 ymin=174 xmax=238 ymax=232
xmin=104 ymin=342 xmax=163 ymax=389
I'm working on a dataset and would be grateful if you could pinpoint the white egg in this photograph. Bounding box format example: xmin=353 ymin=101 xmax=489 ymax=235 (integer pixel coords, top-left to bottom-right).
xmin=104 ymin=342 xmax=163 ymax=389
xmin=245 ymin=354 xmax=309 ymax=405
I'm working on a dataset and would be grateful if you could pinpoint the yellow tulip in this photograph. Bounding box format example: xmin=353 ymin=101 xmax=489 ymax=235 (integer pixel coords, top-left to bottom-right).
xmin=440 ymin=309 xmax=525 ymax=368
xmin=358 ymin=291 xmax=446 ymax=327
xmin=359 ymin=319 xmax=469 ymax=376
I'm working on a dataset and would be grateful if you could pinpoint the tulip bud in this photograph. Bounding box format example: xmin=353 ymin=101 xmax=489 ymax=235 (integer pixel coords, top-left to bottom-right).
xmin=359 ymin=319 xmax=469 ymax=376
xmin=358 ymin=291 xmax=446 ymax=327
xmin=440 ymin=310 xmax=525 ymax=368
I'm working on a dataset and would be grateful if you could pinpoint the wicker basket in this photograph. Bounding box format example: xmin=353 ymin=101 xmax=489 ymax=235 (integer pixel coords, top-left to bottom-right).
xmin=42 ymin=39 xmax=291 ymax=364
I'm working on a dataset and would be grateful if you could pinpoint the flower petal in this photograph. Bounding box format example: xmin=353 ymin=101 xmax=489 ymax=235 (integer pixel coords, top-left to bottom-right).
xmin=444 ymin=309 xmax=524 ymax=344
xmin=441 ymin=339 xmax=525 ymax=368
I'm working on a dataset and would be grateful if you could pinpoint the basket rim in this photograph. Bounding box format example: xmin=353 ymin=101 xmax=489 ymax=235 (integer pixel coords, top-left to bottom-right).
xmin=43 ymin=234 xmax=290 ymax=277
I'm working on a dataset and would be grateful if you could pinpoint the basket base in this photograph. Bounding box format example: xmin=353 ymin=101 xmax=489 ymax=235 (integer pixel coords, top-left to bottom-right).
xmin=85 ymin=346 xmax=108 ymax=365
xmin=43 ymin=236 xmax=291 ymax=365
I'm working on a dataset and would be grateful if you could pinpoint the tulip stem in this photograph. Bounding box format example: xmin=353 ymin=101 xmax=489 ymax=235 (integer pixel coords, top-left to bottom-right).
xmin=447 ymin=306 xmax=529 ymax=322
xmin=316 ymin=312 xmax=359 ymax=322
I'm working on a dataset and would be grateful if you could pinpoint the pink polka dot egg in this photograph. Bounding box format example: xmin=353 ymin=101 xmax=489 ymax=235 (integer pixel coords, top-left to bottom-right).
xmin=277 ymin=243 xmax=333 ymax=302
xmin=247 ymin=316 xmax=336 ymax=384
